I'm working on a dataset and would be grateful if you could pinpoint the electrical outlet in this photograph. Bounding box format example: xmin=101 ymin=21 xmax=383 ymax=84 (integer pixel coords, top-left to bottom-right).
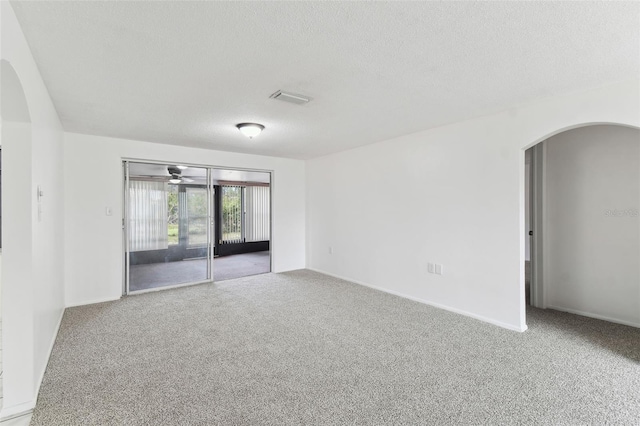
xmin=427 ymin=263 xmax=435 ymax=274
xmin=328 ymin=246 xmax=333 ymax=255
xmin=435 ymin=264 xmax=443 ymax=275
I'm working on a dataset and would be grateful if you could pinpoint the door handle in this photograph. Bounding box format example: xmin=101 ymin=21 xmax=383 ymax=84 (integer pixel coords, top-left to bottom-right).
xmin=528 ymin=231 xmax=533 ymax=236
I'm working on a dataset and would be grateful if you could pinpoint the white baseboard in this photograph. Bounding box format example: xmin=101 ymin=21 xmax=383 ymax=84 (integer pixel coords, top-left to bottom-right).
xmin=65 ymin=295 xmax=120 ymax=308
xmin=307 ymin=268 xmax=527 ymax=332
xmin=546 ymin=305 xmax=640 ymax=328
xmin=0 ymin=401 xmax=34 ymax=422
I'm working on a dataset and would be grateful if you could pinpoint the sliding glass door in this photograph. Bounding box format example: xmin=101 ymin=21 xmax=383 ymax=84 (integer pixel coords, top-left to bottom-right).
xmin=125 ymin=162 xmax=212 ymax=293
xmin=124 ymin=162 xmax=272 ymax=293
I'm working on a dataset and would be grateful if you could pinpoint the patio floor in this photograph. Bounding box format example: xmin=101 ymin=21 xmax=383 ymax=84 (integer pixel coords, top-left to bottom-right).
xmin=129 ymin=251 xmax=270 ymax=292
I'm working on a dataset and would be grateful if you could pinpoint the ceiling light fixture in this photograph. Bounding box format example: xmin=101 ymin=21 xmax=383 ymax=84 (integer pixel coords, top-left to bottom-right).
xmin=176 ymin=165 xmax=188 ymax=170
xmin=236 ymin=123 xmax=265 ymax=139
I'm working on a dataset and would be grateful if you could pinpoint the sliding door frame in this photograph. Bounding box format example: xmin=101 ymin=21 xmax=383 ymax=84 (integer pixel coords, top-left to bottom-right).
xmin=123 ymin=161 xmax=130 ymax=295
xmin=209 ymin=175 xmax=216 ymax=280
xmin=122 ymin=158 xmax=273 ymax=295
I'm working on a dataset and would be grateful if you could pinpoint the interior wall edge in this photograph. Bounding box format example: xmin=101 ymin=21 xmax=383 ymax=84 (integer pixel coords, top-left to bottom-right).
xmin=2 ymin=0 xmax=66 ymax=414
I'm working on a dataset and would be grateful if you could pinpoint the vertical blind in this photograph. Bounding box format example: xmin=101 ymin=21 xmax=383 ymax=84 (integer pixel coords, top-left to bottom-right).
xmin=245 ymin=186 xmax=270 ymax=242
xmin=129 ymin=180 xmax=169 ymax=252
xmin=221 ymin=185 xmax=270 ymax=244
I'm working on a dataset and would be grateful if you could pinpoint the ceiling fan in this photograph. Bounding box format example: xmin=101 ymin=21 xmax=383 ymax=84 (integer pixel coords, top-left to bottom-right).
xmin=167 ymin=166 xmax=193 ymax=184
xmin=133 ymin=166 xmax=195 ymax=184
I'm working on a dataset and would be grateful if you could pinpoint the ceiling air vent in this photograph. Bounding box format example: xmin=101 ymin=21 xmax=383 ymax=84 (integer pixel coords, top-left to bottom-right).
xmin=269 ymin=90 xmax=311 ymax=105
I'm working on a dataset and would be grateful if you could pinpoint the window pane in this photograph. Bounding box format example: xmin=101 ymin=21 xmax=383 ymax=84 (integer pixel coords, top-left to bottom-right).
xmin=186 ymin=187 xmax=208 ymax=246
xmin=167 ymin=184 xmax=179 ymax=245
xmin=222 ymin=185 xmax=243 ymax=243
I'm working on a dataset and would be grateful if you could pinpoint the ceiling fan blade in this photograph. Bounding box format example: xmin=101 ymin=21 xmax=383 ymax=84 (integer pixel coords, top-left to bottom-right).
xmin=134 ymin=175 xmax=169 ymax=180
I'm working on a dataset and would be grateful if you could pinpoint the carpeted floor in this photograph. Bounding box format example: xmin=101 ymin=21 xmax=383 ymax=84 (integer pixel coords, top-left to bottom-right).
xmin=32 ymin=270 xmax=639 ymax=425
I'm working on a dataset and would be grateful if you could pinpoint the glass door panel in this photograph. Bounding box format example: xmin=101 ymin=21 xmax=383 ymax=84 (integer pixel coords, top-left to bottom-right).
xmin=212 ymin=169 xmax=271 ymax=281
xmin=125 ymin=162 xmax=211 ymax=293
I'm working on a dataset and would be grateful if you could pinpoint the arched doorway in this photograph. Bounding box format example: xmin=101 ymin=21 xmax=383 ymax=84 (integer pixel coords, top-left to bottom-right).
xmin=523 ymin=123 xmax=639 ymax=327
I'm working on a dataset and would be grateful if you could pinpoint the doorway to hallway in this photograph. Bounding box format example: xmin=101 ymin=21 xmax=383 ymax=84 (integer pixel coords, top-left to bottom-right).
xmin=523 ymin=125 xmax=640 ymax=328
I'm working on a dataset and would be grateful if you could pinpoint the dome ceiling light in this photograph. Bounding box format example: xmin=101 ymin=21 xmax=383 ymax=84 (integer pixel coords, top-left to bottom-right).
xmin=236 ymin=123 xmax=265 ymax=139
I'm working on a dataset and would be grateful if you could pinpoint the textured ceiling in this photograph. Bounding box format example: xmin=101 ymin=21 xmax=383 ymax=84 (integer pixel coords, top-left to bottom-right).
xmin=11 ymin=1 xmax=640 ymax=159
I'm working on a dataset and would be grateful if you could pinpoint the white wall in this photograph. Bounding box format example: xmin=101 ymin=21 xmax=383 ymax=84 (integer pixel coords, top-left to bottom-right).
xmin=306 ymin=79 xmax=640 ymax=332
xmin=544 ymin=125 xmax=639 ymax=327
xmin=1 ymin=1 xmax=65 ymax=417
xmin=1 ymin=122 xmax=34 ymax=411
xmin=64 ymin=132 xmax=305 ymax=307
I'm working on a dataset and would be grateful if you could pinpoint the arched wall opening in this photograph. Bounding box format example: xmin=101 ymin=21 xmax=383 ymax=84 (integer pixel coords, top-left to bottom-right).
xmin=0 ymin=59 xmax=36 ymax=412
xmin=1 ymin=60 xmax=31 ymax=123
xmin=522 ymin=122 xmax=640 ymax=328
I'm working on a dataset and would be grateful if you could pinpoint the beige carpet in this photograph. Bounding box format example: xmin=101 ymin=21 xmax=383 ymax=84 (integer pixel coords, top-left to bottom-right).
xmin=32 ymin=270 xmax=640 ymax=425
